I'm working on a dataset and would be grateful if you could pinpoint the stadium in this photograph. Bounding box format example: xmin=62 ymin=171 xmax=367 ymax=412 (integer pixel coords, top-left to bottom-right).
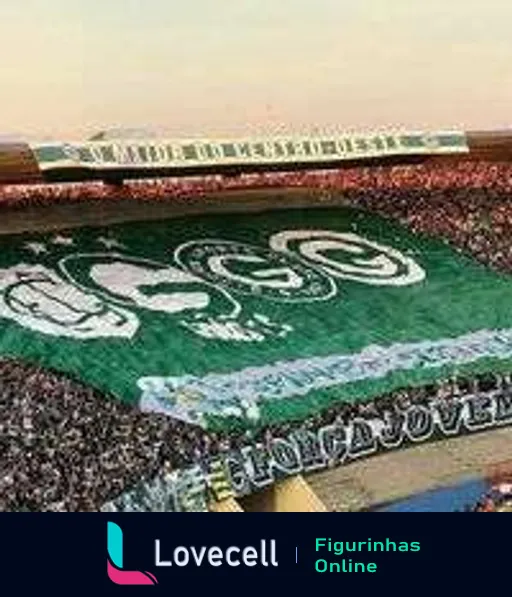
xmin=0 ymin=129 xmax=511 ymax=512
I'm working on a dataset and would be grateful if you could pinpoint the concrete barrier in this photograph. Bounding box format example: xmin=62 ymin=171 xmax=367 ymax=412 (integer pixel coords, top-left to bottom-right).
xmin=209 ymin=497 xmax=244 ymax=512
xmin=240 ymin=475 xmax=328 ymax=512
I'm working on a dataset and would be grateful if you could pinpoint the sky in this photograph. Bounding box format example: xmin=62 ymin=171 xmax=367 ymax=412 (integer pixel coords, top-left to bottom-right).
xmin=0 ymin=0 xmax=511 ymax=139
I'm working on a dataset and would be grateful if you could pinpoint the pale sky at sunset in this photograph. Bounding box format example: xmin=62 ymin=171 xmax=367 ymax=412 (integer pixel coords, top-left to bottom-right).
xmin=0 ymin=0 xmax=511 ymax=139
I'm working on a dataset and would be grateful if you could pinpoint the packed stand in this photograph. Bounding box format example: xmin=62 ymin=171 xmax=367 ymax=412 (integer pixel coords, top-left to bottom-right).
xmin=1 ymin=160 xmax=512 ymax=206
xmin=2 ymin=161 xmax=512 ymax=275
xmin=0 ymin=160 xmax=512 ymax=510
xmin=466 ymin=483 xmax=512 ymax=512
xmin=0 ymin=352 xmax=508 ymax=511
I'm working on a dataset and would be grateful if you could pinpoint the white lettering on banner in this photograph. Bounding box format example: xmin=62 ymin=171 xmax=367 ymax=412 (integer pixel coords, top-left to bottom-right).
xmin=174 ymin=239 xmax=338 ymax=302
xmin=90 ymin=261 xmax=211 ymax=314
xmin=59 ymin=252 xmax=241 ymax=319
xmin=0 ymin=229 xmax=422 ymax=343
xmin=223 ymin=391 xmax=512 ymax=495
xmin=137 ymin=328 xmax=512 ymax=424
xmin=269 ymin=230 xmax=425 ymax=286
xmin=207 ymin=255 xmax=304 ymax=290
xmin=101 ymin=389 xmax=512 ymax=511
xmin=31 ymin=131 xmax=469 ymax=171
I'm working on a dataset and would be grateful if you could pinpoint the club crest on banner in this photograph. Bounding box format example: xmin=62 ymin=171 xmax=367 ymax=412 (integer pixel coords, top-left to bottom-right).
xmin=0 ymin=229 xmax=425 ymax=344
xmin=0 ymin=263 xmax=138 ymax=339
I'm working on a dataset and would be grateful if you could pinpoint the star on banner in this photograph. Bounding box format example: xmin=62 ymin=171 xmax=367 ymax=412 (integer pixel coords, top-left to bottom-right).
xmin=97 ymin=236 xmax=126 ymax=250
xmin=24 ymin=242 xmax=47 ymax=255
xmin=52 ymin=235 xmax=74 ymax=246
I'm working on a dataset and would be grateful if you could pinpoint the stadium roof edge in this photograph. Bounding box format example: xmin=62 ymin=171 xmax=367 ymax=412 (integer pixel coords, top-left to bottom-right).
xmin=1 ymin=129 xmax=512 ymax=185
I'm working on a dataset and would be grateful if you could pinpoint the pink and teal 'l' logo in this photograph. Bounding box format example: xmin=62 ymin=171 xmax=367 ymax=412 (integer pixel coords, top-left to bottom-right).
xmin=107 ymin=522 xmax=158 ymax=585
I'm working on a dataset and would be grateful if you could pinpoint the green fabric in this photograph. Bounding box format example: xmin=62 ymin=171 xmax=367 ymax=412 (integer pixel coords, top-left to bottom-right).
xmin=0 ymin=206 xmax=511 ymax=431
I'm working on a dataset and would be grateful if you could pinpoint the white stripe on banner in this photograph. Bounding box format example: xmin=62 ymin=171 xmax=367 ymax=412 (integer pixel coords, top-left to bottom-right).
xmin=138 ymin=327 xmax=512 ymax=421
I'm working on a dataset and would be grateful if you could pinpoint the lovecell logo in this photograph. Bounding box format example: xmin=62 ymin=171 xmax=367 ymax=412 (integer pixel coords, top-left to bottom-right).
xmin=107 ymin=522 xmax=158 ymax=586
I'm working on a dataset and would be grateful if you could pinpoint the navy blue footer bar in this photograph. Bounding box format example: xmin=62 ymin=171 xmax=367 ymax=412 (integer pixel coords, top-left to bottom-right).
xmin=0 ymin=514 xmax=507 ymax=594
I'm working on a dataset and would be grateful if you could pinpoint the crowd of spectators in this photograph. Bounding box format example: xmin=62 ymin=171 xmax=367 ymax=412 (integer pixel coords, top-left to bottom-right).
xmin=467 ymin=483 xmax=512 ymax=512
xmin=196 ymin=371 xmax=509 ymax=458
xmin=0 ymin=357 xmax=212 ymax=512
xmin=1 ymin=159 xmax=512 ymax=510
xmin=1 ymin=159 xmax=512 ymax=206
xmin=0 ymin=354 xmax=508 ymax=512
xmin=3 ymin=160 xmax=512 ymax=274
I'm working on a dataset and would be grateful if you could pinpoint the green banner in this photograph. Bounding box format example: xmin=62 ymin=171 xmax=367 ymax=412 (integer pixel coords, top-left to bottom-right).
xmin=30 ymin=131 xmax=468 ymax=171
xmin=102 ymin=383 xmax=512 ymax=511
xmin=0 ymin=206 xmax=511 ymax=431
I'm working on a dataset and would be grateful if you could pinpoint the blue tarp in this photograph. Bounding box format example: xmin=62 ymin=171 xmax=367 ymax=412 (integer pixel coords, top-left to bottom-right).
xmin=375 ymin=478 xmax=488 ymax=512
